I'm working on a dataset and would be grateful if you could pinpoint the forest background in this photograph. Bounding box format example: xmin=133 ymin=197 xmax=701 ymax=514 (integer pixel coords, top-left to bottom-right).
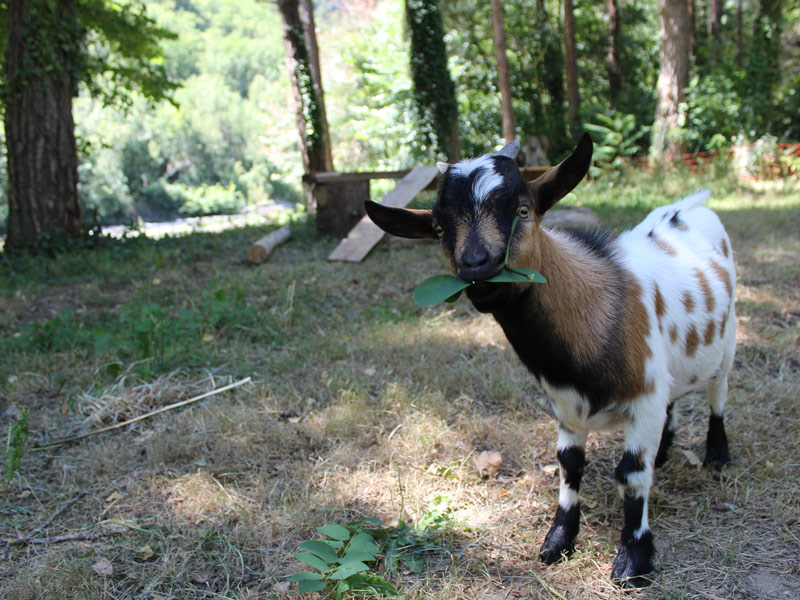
xmin=1 ymin=0 xmax=798 ymax=234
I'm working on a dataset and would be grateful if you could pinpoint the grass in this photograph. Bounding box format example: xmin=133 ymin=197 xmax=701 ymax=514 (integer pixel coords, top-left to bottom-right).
xmin=1 ymin=171 xmax=799 ymax=599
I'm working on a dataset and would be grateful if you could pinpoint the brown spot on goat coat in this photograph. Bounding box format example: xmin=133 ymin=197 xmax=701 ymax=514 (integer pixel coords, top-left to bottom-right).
xmin=669 ymin=324 xmax=679 ymax=345
xmin=652 ymin=235 xmax=678 ymax=256
xmin=685 ymin=324 xmax=700 ymax=357
xmin=695 ymin=268 xmax=715 ymax=313
xmin=709 ymin=258 xmax=733 ymax=298
xmin=703 ymin=320 xmax=716 ymax=346
xmin=721 ymin=238 xmax=730 ymax=257
xmin=654 ymin=284 xmax=666 ymax=331
xmin=682 ymin=291 xmax=695 ymax=313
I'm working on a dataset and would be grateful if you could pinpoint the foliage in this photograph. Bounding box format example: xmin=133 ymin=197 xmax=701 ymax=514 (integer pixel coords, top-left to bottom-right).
xmin=0 ymin=0 xmax=176 ymax=110
xmin=584 ymin=112 xmax=648 ymax=173
xmin=405 ymin=0 xmax=460 ymax=161
xmin=288 ymin=521 xmax=398 ymax=597
xmin=4 ymin=407 xmax=29 ymax=480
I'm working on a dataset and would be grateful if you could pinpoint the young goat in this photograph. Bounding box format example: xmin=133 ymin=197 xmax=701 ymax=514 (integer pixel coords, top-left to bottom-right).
xmin=365 ymin=134 xmax=736 ymax=587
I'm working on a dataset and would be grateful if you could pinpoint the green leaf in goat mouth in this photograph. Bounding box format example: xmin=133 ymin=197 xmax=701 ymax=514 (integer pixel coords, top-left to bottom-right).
xmin=412 ymin=217 xmax=546 ymax=307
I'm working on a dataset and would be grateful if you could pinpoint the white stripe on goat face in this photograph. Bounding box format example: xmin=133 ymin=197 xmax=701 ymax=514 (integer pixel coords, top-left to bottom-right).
xmin=451 ymin=156 xmax=504 ymax=209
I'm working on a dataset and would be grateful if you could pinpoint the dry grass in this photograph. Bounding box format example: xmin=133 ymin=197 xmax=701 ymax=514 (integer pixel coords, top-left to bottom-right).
xmin=1 ymin=180 xmax=799 ymax=599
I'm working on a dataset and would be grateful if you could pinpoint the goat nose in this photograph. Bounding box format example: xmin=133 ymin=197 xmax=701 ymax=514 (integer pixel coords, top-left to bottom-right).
xmin=463 ymin=248 xmax=489 ymax=268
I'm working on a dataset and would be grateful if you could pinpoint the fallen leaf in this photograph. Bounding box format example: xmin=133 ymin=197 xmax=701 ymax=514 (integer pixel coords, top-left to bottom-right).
xmin=92 ymin=557 xmax=113 ymax=577
xmin=681 ymin=449 xmax=703 ymax=469
xmin=105 ymin=491 xmax=123 ymax=503
xmin=139 ymin=544 xmax=155 ymax=560
xmin=473 ymin=450 xmax=503 ymax=479
xmin=541 ymin=464 xmax=559 ymax=476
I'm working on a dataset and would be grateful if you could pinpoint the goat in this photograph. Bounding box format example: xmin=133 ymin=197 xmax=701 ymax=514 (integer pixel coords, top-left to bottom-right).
xmin=364 ymin=134 xmax=736 ymax=587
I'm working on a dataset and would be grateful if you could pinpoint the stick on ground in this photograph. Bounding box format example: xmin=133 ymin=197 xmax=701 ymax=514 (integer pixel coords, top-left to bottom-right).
xmin=34 ymin=377 xmax=252 ymax=449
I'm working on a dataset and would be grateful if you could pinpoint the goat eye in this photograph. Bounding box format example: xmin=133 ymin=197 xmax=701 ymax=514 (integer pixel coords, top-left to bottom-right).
xmin=434 ymin=224 xmax=444 ymax=237
xmin=517 ymin=206 xmax=530 ymax=219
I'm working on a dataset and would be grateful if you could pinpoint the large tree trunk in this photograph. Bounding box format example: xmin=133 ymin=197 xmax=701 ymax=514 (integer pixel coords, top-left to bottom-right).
xmin=277 ymin=0 xmax=334 ymax=176
xmin=651 ymin=0 xmax=691 ymax=162
xmin=490 ymin=0 xmax=516 ymax=143
xmin=563 ymin=0 xmax=581 ymax=137
xmin=4 ymin=0 xmax=83 ymax=254
xmin=606 ymin=0 xmax=622 ymax=109
xmin=707 ymin=0 xmax=723 ymax=65
xmin=406 ymin=0 xmax=460 ymax=161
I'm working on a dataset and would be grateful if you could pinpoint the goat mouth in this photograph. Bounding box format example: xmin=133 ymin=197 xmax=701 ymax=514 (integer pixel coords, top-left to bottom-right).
xmin=465 ymin=282 xmax=503 ymax=305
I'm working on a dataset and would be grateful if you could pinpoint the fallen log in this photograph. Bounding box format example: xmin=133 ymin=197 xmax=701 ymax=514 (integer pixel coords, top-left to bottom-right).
xmin=248 ymin=225 xmax=291 ymax=264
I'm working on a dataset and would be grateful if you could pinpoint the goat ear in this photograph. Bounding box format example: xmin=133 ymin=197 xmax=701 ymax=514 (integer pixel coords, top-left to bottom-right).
xmin=364 ymin=200 xmax=438 ymax=239
xmin=529 ymin=133 xmax=593 ymax=215
xmin=496 ymin=138 xmax=520 ymax=160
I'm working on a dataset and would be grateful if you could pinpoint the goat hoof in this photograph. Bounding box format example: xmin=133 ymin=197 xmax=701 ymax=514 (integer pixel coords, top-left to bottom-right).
xmin=703 ymin=451 xmax=730 ymax=472
xmin=539 ymin=526 xmax=575 ymax=565
xmin=611 ymin=533 xmax=655 ymax=588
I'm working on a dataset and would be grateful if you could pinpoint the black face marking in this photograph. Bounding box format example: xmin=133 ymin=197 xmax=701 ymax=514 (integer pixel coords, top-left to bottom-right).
xmin=435 ymin=156 xmax=532 ymax=277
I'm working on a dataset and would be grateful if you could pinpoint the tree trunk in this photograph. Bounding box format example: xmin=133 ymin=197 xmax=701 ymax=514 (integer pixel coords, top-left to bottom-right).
xmin=406 ymin=0 xmax=461 ymax=161
xmin=607 ymin=0 xmax=622 ymax=109
xmin=652 ymin=0 xmax=691 ymax=162
xmin=3 ymin=0 xmax=83 ymax=254
xmin=707 ymin=0 xmax=723 ymax=65
xmin=564 ymin=0 xmax=581 ymax=137
xmin=298 ymin=0 xmax=334 ymax=172
xmin=490 ymin=0 xmax=516 ymax=143
xmin=277 ymin=0 xmax=334 ymax=176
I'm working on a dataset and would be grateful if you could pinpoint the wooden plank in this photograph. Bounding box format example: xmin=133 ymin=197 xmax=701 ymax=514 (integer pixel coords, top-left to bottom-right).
xmin=303 ymin=170 xmax=411 ymax=184
xmin=328 ymin=165 xmax=439 ymax=262
xmin=305 ymin=164 xmax=547 ymax=186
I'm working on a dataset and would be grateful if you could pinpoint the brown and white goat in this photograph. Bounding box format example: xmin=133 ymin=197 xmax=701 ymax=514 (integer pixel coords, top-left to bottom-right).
xmin=365 ymin=134 xmax=736 ymax=587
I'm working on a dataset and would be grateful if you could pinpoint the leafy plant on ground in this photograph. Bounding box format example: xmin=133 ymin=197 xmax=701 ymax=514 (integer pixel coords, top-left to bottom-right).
xmin=288 ymin=521 xmax=398 ymax=597
xmin=288 ymin=511 xmax=452 ymax=597
xmin=4 ymin=407 xmax=29 ymax=480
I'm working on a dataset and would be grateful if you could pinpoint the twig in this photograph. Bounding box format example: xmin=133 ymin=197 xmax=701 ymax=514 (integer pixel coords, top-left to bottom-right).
xmin=2 ymin=528 xmax=128 ymax=546
xmin=530 ymin=571 xmax=570 ymax=600
xmin=34 ymin=377 xmax=252 ymax=449
xmin=23 ymin=491 xmax=86 ymax=542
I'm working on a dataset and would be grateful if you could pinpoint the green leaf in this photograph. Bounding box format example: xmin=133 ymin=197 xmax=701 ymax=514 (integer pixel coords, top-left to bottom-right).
xmin=347 ymin=573 xmax=399 ymax=596
xmin=485 ymin=267 xmax=547 ymax=284
xmin=287 ymin=571 xmax=325 ymax=582
xmin=403 ymin=556 xmax=424 ymax=574
xmin=293 ymin=552 xmax=331 ymax=573
xmin=297 ymin=579 xmax=327 ymax=594
xmin=338 ymin=550 xmax=376 ymax=564
xmin=297 ymin=540 xmax=339 ymax=563
xmin=413 ymin=275 xmax=471 ymax=307
xmin=349 ymin=532 xmax=380 ymax=554
xmin=317 ymin=523 xmax=351 ymax=541
xmin=329 ymin=561 xmax=370 ymax=580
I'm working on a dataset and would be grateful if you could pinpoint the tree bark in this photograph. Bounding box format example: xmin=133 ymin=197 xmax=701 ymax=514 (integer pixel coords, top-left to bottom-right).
xmin=406 ymin=0 xmax=460 ymax=161
xmin=298 ymin=0 xmax=334 ymax=172
xmin=707 ymin=0 xmax=723 ymax=64
xmin=277 ymin=0 xmax=334 ymax=175
xmin=4 ymin=0 xmax=83 ymax=254
xmin=564 ymin=0 xmax=581 ymax=137
xmin=607 ymin=0 xmax=622 ymax=109
xmin=490 ymin=0 xmax=516 ymax=143
xmin=652 ymin=0 xmax=691 ymax=162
